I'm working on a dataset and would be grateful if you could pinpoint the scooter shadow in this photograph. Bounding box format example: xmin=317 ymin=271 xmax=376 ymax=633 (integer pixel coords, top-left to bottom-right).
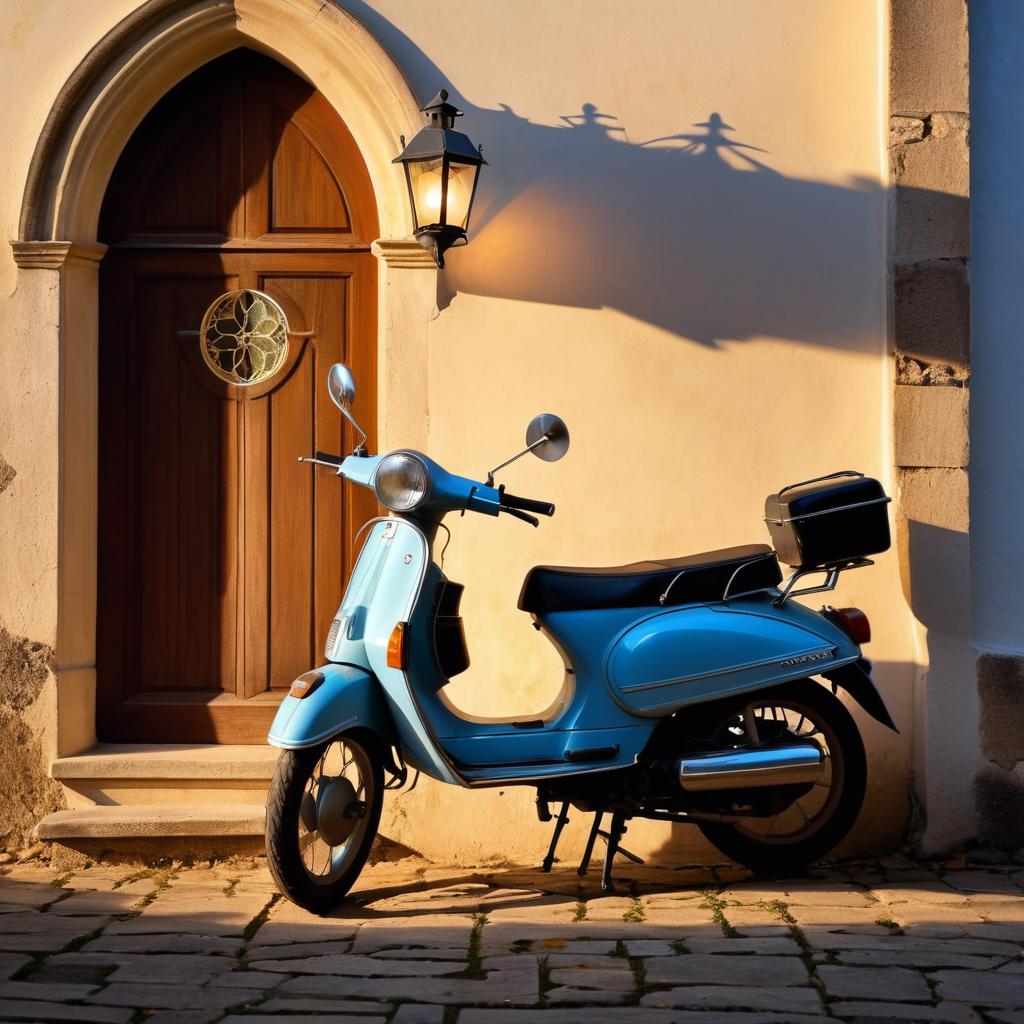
xmin=340 ymin=858 xmax=759 ymax=918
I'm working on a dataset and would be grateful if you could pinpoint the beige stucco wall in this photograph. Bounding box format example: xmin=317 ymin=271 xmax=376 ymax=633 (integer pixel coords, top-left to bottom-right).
xmin=0 ymin=0 xmax=917 ymax=864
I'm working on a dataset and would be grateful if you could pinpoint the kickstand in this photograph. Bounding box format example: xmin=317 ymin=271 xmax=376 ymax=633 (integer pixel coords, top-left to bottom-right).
xmin=600 ymin=812 xmax=645 ymax=894
xmin=541 ymin=801 xmax=570 ymax=872
xmin=577 ymin=811 xmax=603 ymax=876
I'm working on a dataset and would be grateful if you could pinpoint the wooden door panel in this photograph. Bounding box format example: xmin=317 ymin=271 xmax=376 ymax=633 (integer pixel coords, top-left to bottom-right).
xmin=97 ymin=51 xmax=378 ymax=743
xmin=271 ymin=119 xmax=350 ymax=232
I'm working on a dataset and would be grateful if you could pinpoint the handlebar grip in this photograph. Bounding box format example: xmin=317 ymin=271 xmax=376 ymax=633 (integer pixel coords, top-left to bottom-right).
xmin=314 ymin=451 xmax=344 ymax=467
xmin=500 ymin=491 xmax=556 ymax=517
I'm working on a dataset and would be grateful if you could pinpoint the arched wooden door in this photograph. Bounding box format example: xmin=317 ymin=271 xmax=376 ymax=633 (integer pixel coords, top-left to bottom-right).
xmin=97 ymin=50 xmax=378 ymax=743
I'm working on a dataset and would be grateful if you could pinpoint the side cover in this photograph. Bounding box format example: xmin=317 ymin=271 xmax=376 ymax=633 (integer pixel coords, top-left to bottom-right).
xmin=268 ymin=663 xmax=397 ymax=749
xmin=604 ymin=597 xmax=860 ymax=716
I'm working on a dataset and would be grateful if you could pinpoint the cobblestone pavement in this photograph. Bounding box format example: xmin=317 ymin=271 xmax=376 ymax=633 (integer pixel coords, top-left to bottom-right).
xmin=2 ymin=854 xmax=1024 ymax=1023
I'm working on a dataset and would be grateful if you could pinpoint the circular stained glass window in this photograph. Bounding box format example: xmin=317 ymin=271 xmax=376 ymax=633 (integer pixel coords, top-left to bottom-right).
xmin=200 ymin=289 xmax=289 ymax=386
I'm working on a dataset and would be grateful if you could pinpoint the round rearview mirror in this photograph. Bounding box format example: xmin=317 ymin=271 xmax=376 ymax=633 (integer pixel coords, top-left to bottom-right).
xmin=327 ymin=363 xmax=356 ymax=410
xmin=526 ymin=413 xmax=570 ymax=463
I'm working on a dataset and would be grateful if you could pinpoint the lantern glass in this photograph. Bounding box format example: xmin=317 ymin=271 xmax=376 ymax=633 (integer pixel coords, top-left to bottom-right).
xmin=409 ymin=159 xmax=479 ymax=231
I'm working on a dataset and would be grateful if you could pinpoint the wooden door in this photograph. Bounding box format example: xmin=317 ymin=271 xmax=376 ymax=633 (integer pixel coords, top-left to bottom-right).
xmin=96 ymin=50 xmax=379 ymax=742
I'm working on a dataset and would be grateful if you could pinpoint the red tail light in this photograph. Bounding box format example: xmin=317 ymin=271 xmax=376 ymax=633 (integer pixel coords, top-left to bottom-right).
xmin=825 ymin=606 xmax=871 ymax=645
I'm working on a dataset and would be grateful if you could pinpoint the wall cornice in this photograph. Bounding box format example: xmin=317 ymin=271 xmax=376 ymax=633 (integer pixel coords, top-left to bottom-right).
xmin=371 ymin=238 xmax=438 ymax=270
xmin=11 ymin=241 xmax=108 ymax=270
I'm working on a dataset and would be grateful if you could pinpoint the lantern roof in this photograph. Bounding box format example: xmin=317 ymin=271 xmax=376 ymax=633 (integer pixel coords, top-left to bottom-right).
xmin=393 ymin=89 xmax=488 ymax=166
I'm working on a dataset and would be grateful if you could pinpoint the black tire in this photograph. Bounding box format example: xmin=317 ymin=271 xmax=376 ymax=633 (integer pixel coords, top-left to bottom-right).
xmin=266 ymin=733 xmax=383 ymax=914
xmin=693 ymin=680 xmax=866 ymax=875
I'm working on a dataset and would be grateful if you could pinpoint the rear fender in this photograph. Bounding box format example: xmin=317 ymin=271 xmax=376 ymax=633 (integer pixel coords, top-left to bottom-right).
xmin=822 ymin=659 xmax=898 ymax=732
xmin=268 ymin=663 xmax=401 ymax=761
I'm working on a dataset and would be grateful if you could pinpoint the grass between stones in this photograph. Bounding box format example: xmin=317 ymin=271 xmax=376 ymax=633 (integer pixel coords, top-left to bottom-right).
xmin=758 ymin=898 xmax=796 ymax=924
xmin=463 ymin=911 xmax=488 ymax=979
xmin=622 ymin=897 xmax=645 ymax=923
xmin=875 ymin=915 xmax=902 ymax=932
xmin=628 ymin=951 xmax=647 ymax=1006
xmin=538 ymin=953 xmax=553 ymax=1005
xmin=760 ymin=898 xmax=828 ymax=1010
xmin=572 ymin=899 xmax=587 ymax=922
xmin=114 ymin=868 xmax=155 ymax=889
xmin=702 ymin=890 xmax=739 ymax=937
xmin=241 ymin=892 xmax=279 ymax=945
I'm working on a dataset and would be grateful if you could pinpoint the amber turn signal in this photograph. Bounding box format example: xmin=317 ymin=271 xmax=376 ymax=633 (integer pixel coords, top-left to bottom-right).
xmin=387 ymin=622 xmax=408 ymax=670
xmin=289 ymin=670 xmax=325 ymax=699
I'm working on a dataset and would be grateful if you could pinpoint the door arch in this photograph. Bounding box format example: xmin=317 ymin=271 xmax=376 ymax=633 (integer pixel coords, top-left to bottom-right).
xmin=96 ymin=49 xmax=378 ymax=742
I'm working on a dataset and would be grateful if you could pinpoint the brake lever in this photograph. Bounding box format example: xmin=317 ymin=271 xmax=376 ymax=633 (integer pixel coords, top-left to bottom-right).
xmin=500 ymin=506 xmax=539 ymax=528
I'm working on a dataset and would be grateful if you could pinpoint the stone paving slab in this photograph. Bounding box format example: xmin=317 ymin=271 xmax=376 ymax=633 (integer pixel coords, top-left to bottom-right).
xmin=0 ymin=953 xmax=32 ymax=979
xmin=250 ymin=952 xmax=465 ymax=976
xmin=0 ymin=998 xmax=134 ymax=1022
xmin=816 ymin=963 xmax=933 ymax=1001
xmin=280 ymin=970 xmax=540 ymax=1005
xmin=460 ymin=1013 xmax=832 ymax=1024
xmin=253 ymin=996 xmax=394 ymax=1013
xmin=2 ymin=857 xmax=1024 ymax=1021
xmin=0 ymin=978 xmax=101 ymax=1001
xmin=640 ymin=984 xmax=825 ymax=1013
xmin=644 ymin=952 xmax=809 ymax=987
xmin=830 ymin=1001 xmax=982 ymax=1022
xmin=85 ymin=982 xmax=267 ymax=1010
xmin=223 ymin=1017 xmax=387 ymax=1024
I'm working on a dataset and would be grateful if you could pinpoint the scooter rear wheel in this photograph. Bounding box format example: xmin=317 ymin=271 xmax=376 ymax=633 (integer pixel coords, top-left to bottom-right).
xmin=693 ymin=679 xmax=866 ymax=875
xmin=266 ymin=733 xmax=383 ymax=914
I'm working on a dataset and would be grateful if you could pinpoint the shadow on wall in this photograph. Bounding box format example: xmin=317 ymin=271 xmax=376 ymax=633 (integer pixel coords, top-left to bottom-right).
xmin=343 ymin=0 xmax=886 ymax=350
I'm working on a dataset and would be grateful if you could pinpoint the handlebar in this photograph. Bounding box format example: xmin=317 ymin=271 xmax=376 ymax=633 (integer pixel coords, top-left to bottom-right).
xmin=500 ymin=490 xmax=556 ymax=517
xmin=298 ymin=452 xmax=556 ymax=527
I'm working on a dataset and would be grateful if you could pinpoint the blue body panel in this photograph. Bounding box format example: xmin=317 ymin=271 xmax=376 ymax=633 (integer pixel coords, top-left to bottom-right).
xmin=269 ymin=446 xmax=890 ymax=787
xmin=601 ymin=599 xmax=860 ymax=716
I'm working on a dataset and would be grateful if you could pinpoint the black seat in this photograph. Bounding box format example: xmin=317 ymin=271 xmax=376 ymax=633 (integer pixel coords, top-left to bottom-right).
xmin=518 ymin=544 xmax=782 ymax=615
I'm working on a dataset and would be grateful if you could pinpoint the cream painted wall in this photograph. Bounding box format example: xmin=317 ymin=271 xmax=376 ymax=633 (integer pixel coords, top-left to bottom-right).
xmin=349 ymin=0 xmax=912 ymax=862
xmin=0 ymin=0 xmax=915 ymax=864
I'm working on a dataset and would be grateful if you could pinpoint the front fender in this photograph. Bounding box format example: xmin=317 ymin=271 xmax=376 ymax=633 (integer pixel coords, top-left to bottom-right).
xmin=268 ymin=663 xmax=397 ymax=750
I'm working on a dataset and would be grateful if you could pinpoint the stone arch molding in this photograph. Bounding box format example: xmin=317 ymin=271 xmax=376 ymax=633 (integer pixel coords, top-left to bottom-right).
xmin=15 ymin=0 xmax=427 ymax=249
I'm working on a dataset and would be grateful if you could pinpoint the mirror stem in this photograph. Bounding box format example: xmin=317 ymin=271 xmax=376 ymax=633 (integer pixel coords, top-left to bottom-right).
xmin=486 ymin=434 xmax=550 ymax=486
xmin=340 ymin=406 xmax=369 ymax=456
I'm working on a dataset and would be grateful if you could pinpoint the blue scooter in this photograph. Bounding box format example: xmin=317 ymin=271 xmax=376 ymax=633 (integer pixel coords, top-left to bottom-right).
xmin=266 ymin=364 xmax=896 ymax=912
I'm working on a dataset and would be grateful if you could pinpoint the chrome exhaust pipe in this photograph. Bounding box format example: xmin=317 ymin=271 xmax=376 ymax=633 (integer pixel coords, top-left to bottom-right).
xmin=678 ymin=743 xmax=823 ymax=792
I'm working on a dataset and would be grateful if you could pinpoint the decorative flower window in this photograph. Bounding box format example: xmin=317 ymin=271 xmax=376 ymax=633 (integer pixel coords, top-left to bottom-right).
xmin=199 ymin=289 xmax=289 ymax=386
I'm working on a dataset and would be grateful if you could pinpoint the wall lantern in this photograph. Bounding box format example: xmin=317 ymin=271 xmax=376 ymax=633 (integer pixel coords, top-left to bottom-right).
xmin=393 ymin=89 xmax=487 ymax=269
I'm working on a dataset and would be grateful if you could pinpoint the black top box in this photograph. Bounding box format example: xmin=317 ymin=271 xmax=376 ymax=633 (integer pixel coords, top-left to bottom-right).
xmin=765 ymin=471 xmax=891 ymax=570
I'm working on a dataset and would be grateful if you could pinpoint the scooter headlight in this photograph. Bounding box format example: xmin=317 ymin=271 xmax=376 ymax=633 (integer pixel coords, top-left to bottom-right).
xmin=374 ymin=453 xmax=431 ymax=511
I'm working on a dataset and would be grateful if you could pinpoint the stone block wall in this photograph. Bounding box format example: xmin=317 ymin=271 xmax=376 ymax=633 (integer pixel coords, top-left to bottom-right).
xmin=890 ymin=0 xmax=976 ymax=852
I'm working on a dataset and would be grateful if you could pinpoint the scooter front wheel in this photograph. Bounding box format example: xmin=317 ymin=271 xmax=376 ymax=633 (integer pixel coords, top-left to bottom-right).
xmin=693 ymin=680 xmax=866 ymax=875
xmin=265 ymin=733 xmax=383 ymax=914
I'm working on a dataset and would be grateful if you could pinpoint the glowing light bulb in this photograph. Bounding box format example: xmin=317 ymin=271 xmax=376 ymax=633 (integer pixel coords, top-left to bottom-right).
xmin=415 ymin=164 xmax=473 ymax=228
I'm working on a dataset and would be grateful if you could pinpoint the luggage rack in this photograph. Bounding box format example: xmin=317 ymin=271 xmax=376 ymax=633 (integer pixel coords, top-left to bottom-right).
xmin=771 ymin=557 xmax=874 ymax=607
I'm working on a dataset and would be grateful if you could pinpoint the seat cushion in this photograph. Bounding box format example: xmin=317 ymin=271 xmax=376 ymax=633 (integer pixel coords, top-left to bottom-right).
xmin=518 ymin=544 xmax=782 ymax=614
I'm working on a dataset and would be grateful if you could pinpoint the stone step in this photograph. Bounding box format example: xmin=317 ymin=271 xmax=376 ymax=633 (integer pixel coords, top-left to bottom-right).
xmin=36 ymin=804 xmax=266 ymax=839
xmin=50 ymin=743 xmax=280 ymax=809
xmin=52 ymin=743 xmax=280 ymax=780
